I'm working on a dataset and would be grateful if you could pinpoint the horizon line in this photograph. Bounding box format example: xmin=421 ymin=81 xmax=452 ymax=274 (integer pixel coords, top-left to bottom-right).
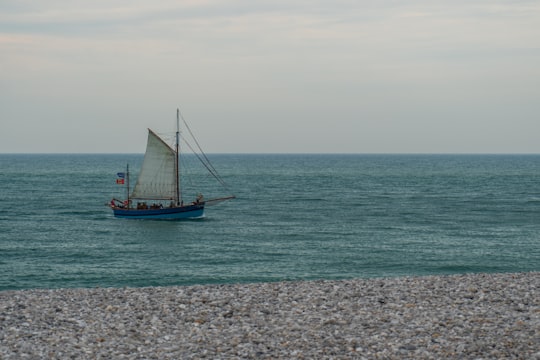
xmin=1 ymin=152 xmax=539 ymax=156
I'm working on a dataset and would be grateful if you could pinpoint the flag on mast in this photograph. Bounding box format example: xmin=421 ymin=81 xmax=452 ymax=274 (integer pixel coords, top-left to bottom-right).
xmin=116 ymin=172 xmax=125 ymax=184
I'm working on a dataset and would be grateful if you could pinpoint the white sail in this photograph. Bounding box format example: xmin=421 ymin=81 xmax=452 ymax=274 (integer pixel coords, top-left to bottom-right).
xmin=131 ymin=129 xmax=177 ymax=200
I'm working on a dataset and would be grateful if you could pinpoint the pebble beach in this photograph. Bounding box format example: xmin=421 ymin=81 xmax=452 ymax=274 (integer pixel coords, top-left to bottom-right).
xmin=1 ymin=272 xmax=538 ymax=359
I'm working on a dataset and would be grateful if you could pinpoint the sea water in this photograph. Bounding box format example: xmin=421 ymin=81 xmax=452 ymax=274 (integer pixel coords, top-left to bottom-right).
xmin=0 ymin=154 xmax=539 ymax=291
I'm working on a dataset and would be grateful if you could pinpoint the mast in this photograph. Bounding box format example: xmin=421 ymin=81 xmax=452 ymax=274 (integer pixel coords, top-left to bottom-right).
xmin=175 ymin=109 xmax=181 ymax=206
xmin=126 ymin=164 xmax=131 ymax=209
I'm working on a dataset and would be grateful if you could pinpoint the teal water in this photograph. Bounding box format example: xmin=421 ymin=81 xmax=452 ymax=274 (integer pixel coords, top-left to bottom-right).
xmin=0 ymin=154 xmax=539 ymax=291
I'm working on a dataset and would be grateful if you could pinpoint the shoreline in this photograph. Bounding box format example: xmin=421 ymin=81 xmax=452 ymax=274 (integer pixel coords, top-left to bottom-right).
xmin=1 ymin=272 xmax=538 ymax=359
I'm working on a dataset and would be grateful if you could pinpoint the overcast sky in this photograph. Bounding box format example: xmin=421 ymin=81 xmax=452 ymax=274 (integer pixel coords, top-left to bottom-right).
xmin=1 ymin=1 xmax=539 ymax=153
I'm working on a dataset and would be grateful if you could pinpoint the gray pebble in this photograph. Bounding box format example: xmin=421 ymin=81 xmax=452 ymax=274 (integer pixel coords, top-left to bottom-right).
xmin=0 ymin=272 xmax=538 ymax=359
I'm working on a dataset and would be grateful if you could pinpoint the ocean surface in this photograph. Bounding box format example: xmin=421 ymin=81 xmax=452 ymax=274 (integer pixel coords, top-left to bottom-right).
xmin=0 ymin=154 xmax=539 ymax=291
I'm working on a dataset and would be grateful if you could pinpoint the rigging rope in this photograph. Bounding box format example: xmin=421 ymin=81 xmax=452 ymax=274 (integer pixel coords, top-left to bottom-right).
xmin=180 ymin=135 xmax=232 ymax=192
xmin=177 ymin=109 xmax=234 ymax=195
xmin=179 ymin=111 xmax=221 ymax=175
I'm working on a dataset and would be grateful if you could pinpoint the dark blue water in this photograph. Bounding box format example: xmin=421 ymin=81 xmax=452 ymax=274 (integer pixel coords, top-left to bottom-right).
xmin=0 ymin=154 xmax=539 ymax=291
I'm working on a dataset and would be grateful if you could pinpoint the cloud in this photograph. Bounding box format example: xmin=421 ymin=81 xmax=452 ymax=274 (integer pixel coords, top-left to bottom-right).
xmin=1 ymin=0 xmax=540 ymax=153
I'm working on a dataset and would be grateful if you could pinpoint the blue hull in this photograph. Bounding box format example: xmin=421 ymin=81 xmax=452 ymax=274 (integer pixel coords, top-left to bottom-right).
xmin=112 ymin=204 xmax=204 ymax=219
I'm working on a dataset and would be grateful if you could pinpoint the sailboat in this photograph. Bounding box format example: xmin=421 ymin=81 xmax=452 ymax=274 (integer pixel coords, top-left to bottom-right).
xmin=110 ymin=109 xmax=235 ymax=219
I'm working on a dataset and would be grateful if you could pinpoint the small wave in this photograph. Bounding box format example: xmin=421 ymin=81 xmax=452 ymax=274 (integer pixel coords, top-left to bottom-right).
xmin=58 ymin=210 xmax=107 ymax=216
